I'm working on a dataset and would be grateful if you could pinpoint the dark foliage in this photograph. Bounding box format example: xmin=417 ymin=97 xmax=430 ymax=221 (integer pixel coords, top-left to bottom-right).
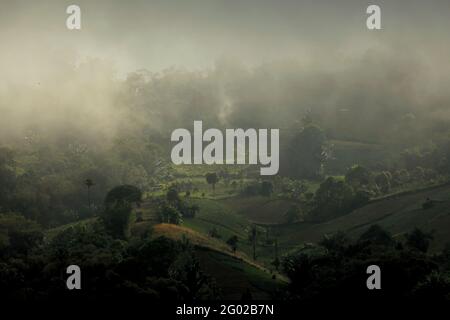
xmin=283 ymin=226 xmax=450 ymax=302
xmin=0 ymin=219 xmax=219 ymax=301
xmin=104 ymin=185 xmax=142 ymax=208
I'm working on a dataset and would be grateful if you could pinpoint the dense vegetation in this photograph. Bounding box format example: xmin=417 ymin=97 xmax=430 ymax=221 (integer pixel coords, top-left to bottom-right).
xmin=2 ymin=59 xmax=450 ymax=302
xmin=283 ymin=226 xmax=450 ymax=301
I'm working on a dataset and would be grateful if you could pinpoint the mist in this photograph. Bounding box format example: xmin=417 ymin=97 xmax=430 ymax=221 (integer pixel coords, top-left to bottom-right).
xmin=1 ymin=0 xmax=450 ymax=147
xmin=3 ymin=0 xmax=450 ymax=304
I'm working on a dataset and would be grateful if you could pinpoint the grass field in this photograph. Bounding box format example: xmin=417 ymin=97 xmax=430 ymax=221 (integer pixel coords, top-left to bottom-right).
xmin=221 ymin=196 xmax=297 ymax=225
xmin=45 ymin=166 xmax=450 ymax=299
xmin=134 ymin=178 xmax=450 ymax=269
xmin=273 ymin=183 xmax=450 ymax=253
xmin=195 ymin=247 xmax=285 ymax=300
xmin=151 ymin=223 xmax=286 ymax=299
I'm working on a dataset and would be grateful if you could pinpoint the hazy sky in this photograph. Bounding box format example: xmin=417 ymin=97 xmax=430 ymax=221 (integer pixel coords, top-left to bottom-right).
xmin=0 ymin=0 xmax=450 ymax=144
xmin=1 ymin=0 xmax=450 ymax=76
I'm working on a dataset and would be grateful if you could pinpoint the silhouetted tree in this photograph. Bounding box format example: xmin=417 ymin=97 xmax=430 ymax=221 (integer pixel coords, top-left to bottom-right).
xmin=345 ymin=165 xmax=371 ymax=188
xmin=405 ymin=228 xmax=434 ymax=253
xmin=84 ymin=178 xmax=95 ymax=209
xmin=284 ymin=124 xmax=329 ymax=179
xmin=102 ymin=185 xmax=142 ymax=238
xmin=249 ymin=225 xmax=258 ymax=260
xmin=104 ymin=185 xmax=142 ymax=209
xmin=359 ymin=224 xmax=394 ymax=247
xmin=205 ymin=173 xmax=219 ymax=193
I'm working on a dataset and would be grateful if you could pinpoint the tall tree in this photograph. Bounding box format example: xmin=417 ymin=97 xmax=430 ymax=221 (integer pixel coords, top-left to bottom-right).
xmin=102 ymin=185 xmax=142 ymax=238
xmin=284 ymin=124 xmax=329 ymax=179
xmin=84 ymin=179 xmax=95 ymax=209
xmin=249 ymin=225 xmax=258 ymax=260
xmin=272 ymin=238 xmax=279 ymax=271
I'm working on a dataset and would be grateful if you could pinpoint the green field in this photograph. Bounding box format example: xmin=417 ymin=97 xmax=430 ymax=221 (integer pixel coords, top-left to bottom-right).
xmin=159 ymin=180 xmax=450 ymax=266
xmin=46 ymin=173 xmax=450 ymax=299
xmin=195 ymin=247 xmax=284 ymax=300
xmin=273 ymin=183 xmax=450 ymax=253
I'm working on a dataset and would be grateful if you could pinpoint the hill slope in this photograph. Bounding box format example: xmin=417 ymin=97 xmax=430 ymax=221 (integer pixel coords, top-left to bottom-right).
xmin=275 ymin=183 xmax=450 ymax=252
xmin=151 ymin=223 xmax=286 ymax=299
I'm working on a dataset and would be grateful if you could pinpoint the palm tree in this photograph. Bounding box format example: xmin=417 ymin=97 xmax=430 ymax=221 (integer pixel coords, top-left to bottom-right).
xmin=249 ymin=225 xmax=257 ymax=261
xmin=272 ymin=238 xmax=279 ymax=271
xmin=85 ymin=179 xmax=95 ymax=209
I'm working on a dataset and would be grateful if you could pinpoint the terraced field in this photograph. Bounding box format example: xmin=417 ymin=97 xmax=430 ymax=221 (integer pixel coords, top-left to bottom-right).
xmin=46 ymin=181 xmax=450 ymax=299
xmin=274 ymin=183 xmax=450 ymax=253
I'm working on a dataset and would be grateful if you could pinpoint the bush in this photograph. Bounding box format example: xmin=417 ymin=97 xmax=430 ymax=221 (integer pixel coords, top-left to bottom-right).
xmin=310 ymin=177 xmax=365 ymax=221
xmin=374 ymin=172 xmax=391 ymax=194
xmin=405 ymin=228 xmax=433 ymax=253
xmin=158 ymin=203 xmax=182 ymax=225
xmin=358 ymin=224 xmax=395 ymax=247
xmin=102 ymin=200 xmax=133 ymax=239
xmin=345 ymin=165 xmax=371 ymax=188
